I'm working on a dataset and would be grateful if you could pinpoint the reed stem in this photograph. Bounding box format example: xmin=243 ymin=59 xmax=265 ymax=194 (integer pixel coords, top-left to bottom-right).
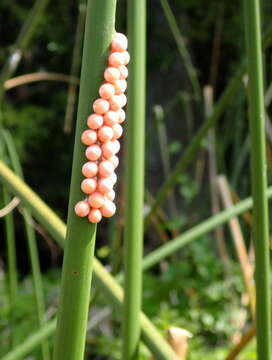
xmin=122 ymin=0 xmax=146 ymax=357
xmin=243 ymin=0 xmax=272 ymax=357
xmin=52 ymin=1 xmax=117 ymax=359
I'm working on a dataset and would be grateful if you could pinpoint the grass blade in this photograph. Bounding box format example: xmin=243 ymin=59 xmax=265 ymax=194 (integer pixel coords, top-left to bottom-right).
xmin=122 ymin=0 xmax=146 ymax=357
xmin=243 ymin=0 xmax=272 ymax=357
xmin=53 ymin=1 xmax=117 ymax=359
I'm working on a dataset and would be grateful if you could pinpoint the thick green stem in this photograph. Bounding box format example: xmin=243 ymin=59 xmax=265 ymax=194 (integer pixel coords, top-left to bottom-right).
xmin=0 ymin=161 xmax=177 ymax=360
xmin=122 ymin=0 xmax=146 ymax=358
xmin=243 ymin=0 xmax=272 ymax=358
xmin=2 ymin=130 xmax=50 ymax=360
xmin=53 ymin=1 xmax=117 ymax=359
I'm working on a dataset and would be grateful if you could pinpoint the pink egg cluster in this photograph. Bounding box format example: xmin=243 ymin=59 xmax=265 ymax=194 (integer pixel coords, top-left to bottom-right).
xmin=74 ymin=32 xmax=129 ymax=223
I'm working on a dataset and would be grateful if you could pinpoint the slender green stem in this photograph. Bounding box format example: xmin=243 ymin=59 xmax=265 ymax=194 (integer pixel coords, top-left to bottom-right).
xmin=52 ymin=1 xmax=117 ymax=359
xmin=122 ymin=0 xmax=146 ymax=358
xmin=243 ymin=0 xmax=272 ymax=358
xmin=144 ymin=66 xmax=245 ymax=226
xmin=0 ymin=161 xmax=177 ymax=360
xmin=1 ymin=186 xmax=18 ymax=347
xmin=2 ymin=130 xmax=50 ymax=360
xmin=160 ymin=0 xmax=201 ymax=100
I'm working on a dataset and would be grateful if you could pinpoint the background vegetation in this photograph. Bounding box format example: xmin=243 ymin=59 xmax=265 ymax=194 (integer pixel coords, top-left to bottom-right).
xmin=1 ymin=0 xmax=272 ymax=358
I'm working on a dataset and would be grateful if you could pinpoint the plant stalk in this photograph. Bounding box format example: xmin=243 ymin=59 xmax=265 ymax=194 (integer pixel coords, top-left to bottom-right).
xmin=52 ymin=1 xmax=117 ymax=359
xmin=122 ymin=0 xmax=146 ymax=357
xmin=243 ymin=0 xmax=272 ymax=357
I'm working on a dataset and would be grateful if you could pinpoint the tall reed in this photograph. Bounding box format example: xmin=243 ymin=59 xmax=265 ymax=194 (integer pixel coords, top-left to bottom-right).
xmin=243 ymin=0 xmax=272 ymax=357
xmin=122 ymin=0 xmax=146 ymax=358
xmin=52 ymin=1 xmax=117 ymax=359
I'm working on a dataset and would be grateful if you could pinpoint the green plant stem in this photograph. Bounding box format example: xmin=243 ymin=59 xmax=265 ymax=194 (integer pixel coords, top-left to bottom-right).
xmin=0 ymin=161 xmax=178 ymax=360
xmin=2 ymin=130 xmax=50 ymax=360
xmin=122 ymin=0 xmax=146 ymax=358
xmin=160 ymin=0 xmax=201 ymax=100
xmin=243 ymin=0 xmax=272 ymax=358
xmin=53 ymin=1 xmax=117 ymax=359
xmin=1 ymin=187 xmax=18 ymax=347
xmin=144 ymin=66 xmax=245 ymax=226
xmin=1 ymin=319 xmax=57 ymax=360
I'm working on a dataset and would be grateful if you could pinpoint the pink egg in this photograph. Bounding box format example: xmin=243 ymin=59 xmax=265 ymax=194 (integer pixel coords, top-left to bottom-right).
xmin=119 ymin=93 xmax=127 ymax=107
xmin=88 ymin=208 xmax=102 ymax=223
xmin=81 ymin=129 xmax=97 ymax=146
xmin=105 ymin=189 xmax=115 ymax=201
xmin=101 ymin=141 xmax=117 ymax=158
xmin=74 ymin=201 xmax=90 ymax=217
xmin=99 ymin=83 xmax=115 ymax=99
xmin=100 ymin=199 xmax=116 ymax=218
xmin=108 ymin=52 xmax=125 ymax=67
xmin=98 ymin=126 xmax=114 ymax=142
xmin=117 ymin=109 xmax=126 ymax=123
xmin=81 ymin=178 xmax=97 ymax=194
xmin=97 ymin=178 xmax=114 ymax=194
xmin=110 ymin=172 xmax=117 ymax=185
xmin=93 ymin=98 xmax=110 ymax=114
xmin=110 ymin=95 xmax=124 ymax=111
xmin=109 ymin=155 xmax=119 ymax=169
xmin=112 ymin=123 xmax=123 ymax=139
xmin=85 ymin=144 xmax=102 ymax=161
xmin=123 ymin=51 xmax=130 ymax=66
xmin=104 ymin=110 xmax=119 ymax=126
xmin=111 ymin=33 xmax=128 ymax=52
xmin=88 ymin=192 xmax=105 ymax=208
xmin=104 ymin=67 xmax=120 ymax=83
xmin=87 ymin=114 xmax=104 ymax=129
xmin=98 ymin=160 xmax=114 ymax=177
xmin=114 ymin=79 xmax=127 ymax=95
xmin=112 ymin=139 xmax=120 ymax=154
xmin=119 ymin=65 xmax=128 ymax=79
xmin=82 ymin=162 xmax=98 ymax=178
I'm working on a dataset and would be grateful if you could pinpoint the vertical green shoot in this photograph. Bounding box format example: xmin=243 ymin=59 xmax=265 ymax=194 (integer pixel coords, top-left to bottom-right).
xmin=52 ymin=1 xmax=116 ymax=359
xmin=243 ymin=0 xmax=272 ymax=358
xmin=122 ymin=0 xmax=146 ymax=358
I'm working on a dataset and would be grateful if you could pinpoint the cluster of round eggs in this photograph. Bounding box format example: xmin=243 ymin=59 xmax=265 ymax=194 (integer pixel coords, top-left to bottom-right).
xmin=74 ymin=32 xmax=129 ymax=223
